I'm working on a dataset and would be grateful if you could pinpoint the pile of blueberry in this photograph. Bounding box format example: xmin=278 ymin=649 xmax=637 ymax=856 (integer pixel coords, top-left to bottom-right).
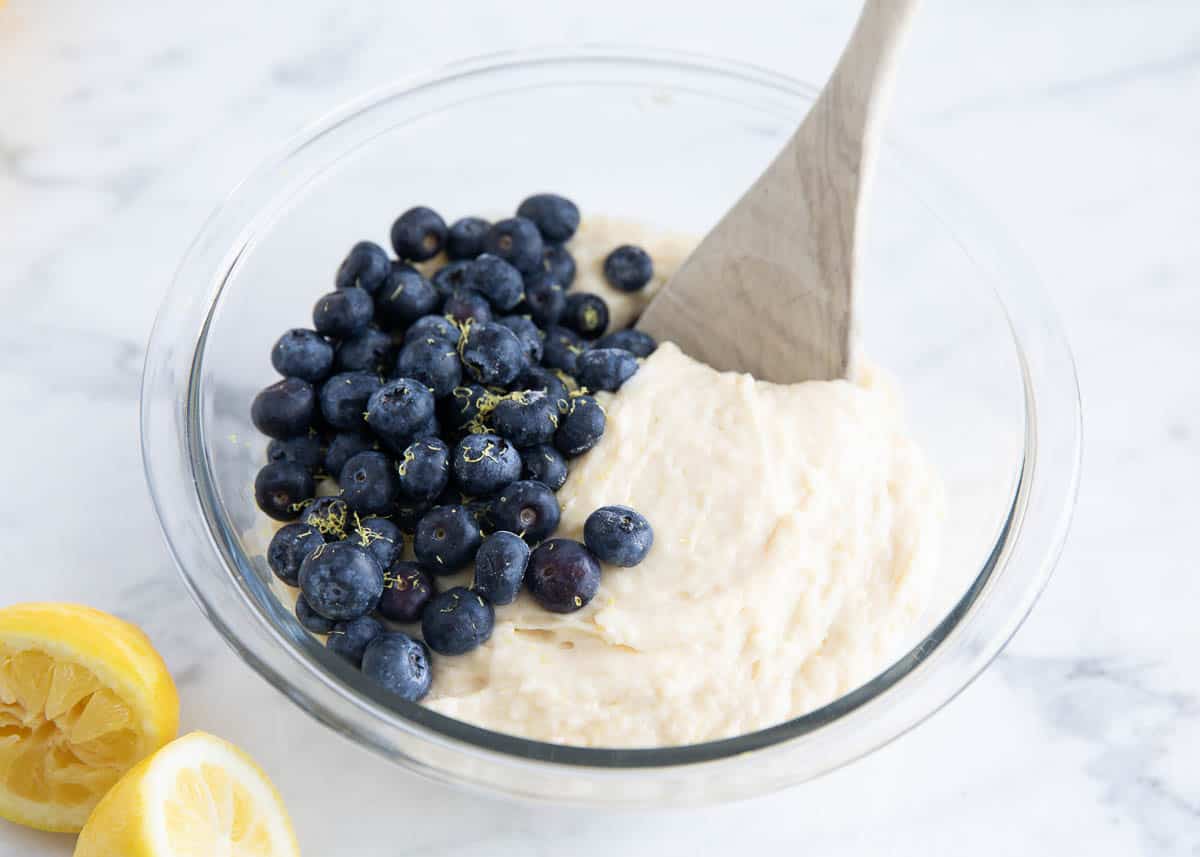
xmin=251 ymin=194 xmax=656 ymax=703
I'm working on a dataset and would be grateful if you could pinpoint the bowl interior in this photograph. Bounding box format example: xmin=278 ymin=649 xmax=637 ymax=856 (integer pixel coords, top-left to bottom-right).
xmin=196 ymin=67 xmax=1025 ymax=753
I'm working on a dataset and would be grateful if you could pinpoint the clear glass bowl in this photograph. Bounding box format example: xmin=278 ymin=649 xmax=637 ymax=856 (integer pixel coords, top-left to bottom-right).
xmin=141 ymin=47 xmax=1080 ymax=806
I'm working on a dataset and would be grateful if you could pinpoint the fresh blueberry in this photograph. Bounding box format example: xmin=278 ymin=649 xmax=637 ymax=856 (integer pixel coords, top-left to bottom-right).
xmin=375 ymin=265 xmax=438 ymax=329
xmin=313 ymin=288 xmax=374 ymax=338
xmin=464 ymin=253 xmax=524 ymax=311
xmin=555 ymin=394 xmax=605 ymax=457
xmin=339 ymin=450 xmax=399 ymax=516
xmin=563 ymin=293 xmax=610 ymax=339
xmin=517 ymin=193 xmax=580 ymax=244
xmin=460 ymin=321 xmax=526 ymax=386
xmin=484 ymin=216 xmax=544 ymax=275
xmin=319 ymin=371 xmax=382 ymax=431
xmin=323 ymin=432 xmax=375 ymax=479
xmin=349 ymin=515 xmax=405 ymax=570
xmin=326 ymin=615 xmax=383 ymax=667
xmin=406 ymin=314 xmax=460 ymax=344
xmin=254 ymin=461 xmax=314 ymax=521
xmin=442 ymin=289 xmax=493 ymax=327
xmin=446 ymin=216 xmax=491 ymax=260
xmin=271 ymin=329 xmax=334 ymax=382
xmin=252 ymin=378 xmax=317 ymax=439
xmin=267 ymin=433 xmax=324 ymax=473
xmin=473 ymin=531 xmax=530 ymax=605
xmin=365 ymin=377 xmax=435 ymax=447
xmin=488 ymin=480 xmax=560 ymax=544
xmin=395 ymin=437 xmax=451 ymax=502
xmin=452 ymin=433 xmax=522 ymax=496
xmin=496 ymin=315 xmax=543 ymax=365
xmin=390 ymin=206 xmax=447 ymax=262
xmin=540 ymin=244 xmax=576 ymax=288
xmin=378 ymin=560 xmax=436 ymax=623
xmin=491 ymin=391 xmax=559 ymax=447
xmin=584 ymin=505 xmax=654 ymax=567
xmin=520 ymin=444 xmax=568 ymax=491
xmin=336 ymin=241 xmax=391 ymax=294
xmin=540 ymin=325 xmax=587 ymax=375
xmin=296 ymin=593 xmax=336 ymax=634
xmin=335 ymin=326 xmax=395 ymax=374
xmin=414 ymin=505 xmax=483 ymax=574
xmin=267 ymin=522 xmax=325 ymax=586
xmin=439 ymin=383 xmax=491 ymax=433
xmin=394 ymin=336 xmax=462 ymax=398
xmin=577 ymin=348 xmax=639 ymax=392
xmin=362 ymin=632 xmax=432 ymax=701
xmin=421 ymin=587 xmax=494 ymax=655
xmin=516 ymin=366 xmax=571 ymax=413
xmin=594 ymin=328 xmax=657 ymax=357
xmin=520 ymin=270 xmax=566 ymax=328
xmin=298 ymin=541 xmax=384 ymax=621
xmin=300 ymin=496 xmax=352 ymax=541
xmin=525 ymin=539 xmax=601 ymax=613
xmin=603 ymin=244 xmax=654 ymax=292
xmin=431 ymin=259 xmax=473 ymax=300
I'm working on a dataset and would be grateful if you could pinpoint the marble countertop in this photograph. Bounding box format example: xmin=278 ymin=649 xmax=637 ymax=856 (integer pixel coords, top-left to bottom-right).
xmin=2 ymin=1 xmax=1197 ymax=853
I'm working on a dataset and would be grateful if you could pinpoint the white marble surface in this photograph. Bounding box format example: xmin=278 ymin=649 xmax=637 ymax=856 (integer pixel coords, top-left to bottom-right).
xmin=1 ymin=0 xmax=1198 ymax=853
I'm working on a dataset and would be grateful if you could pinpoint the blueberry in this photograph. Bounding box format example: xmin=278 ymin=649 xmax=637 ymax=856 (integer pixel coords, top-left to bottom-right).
xmin=406 ymin=314 xmax=459 ymax=344
xmin=271 ymin=329 xmax=334 ymax=382
xmin=319 ymin=371 xmax=383 ymax=431
xmin=584 ymin=505 xmax=654 ymax=567
xmin=541 ymin=244 xmax=576 ymax=288
xmin=594 ymin=328 xmax=657 ymax=358
xmin=473 ymin=531 xmax=530 ymax=605
xmin=563 ymin=293 xmax=610 ymax=339
xmin=323 ymin=432 xmax=375 ymax=479
xmin=452 ymin=433 xmax=522 ymax=496
xmin=442 ymin=289 xmax=493 ymax=327
xmin=394 ymin=336 xmax=462 ymax=398
xmin=520 ymin=271 xmax=566 ymax=328
xmin=521 ymin=444 xmax=568 ymax=491
xmin=516 ymin=366 xmax=571 ymax=413
xmin=339 ymin=450 xmax=399 ymax=516
xmin=254 ymin=461 xmax=314 ymax=521
xmin=555 ymin=394 xmax=605 ymax=457
xmin=362 ymin=632 xmax=432 ymax=702
xmin=431 ymin=259 xmax=473 ymax=300
xmin=295 ymin=593 xmax=335 ymax=634
xmin=267 ymin=522 xmax=325 ymax=586
xmin=421 ymin=587 xmax=494 ymax=655
xmin=252 ymin=378 xmax=317 ymax=439
xmin=326 ymin=615 xmax=383 ymax=667
xmin=267 ymin=433 xmax=324 ymax=473
xmin=390 ymin=206 xmax=447 ymax=262
xmin=300 ymin=496 xmax=352 ymax=541
xmin=298 ymin=541 xmax=384 ymax=621
xmin=375 ymin=266 xmax=438 ymax=329
xmin=603 ymin=245 xmax=654 ymax=292
xmin=460 ymin=321 xmax=526 ymax=386
xmin=439 ymin=383 xmax=491 ymax=433
xmin=496 ymin=315 xmax=543 ymax=365
xmin=491 ymin=391 xmax=559 ymax=447
xmin=517 ymin=193 xmax=580 ymax=244
xmin=464 ymin=253 xmax=524 ymax=311
xmin=484 ymin=217 xmax=544 ymax=275
xmin=377 ymin=561 xmax=436 ymax=623
xmin=349 ymin=516 xmax=405 ymax=570
xmin=336 ymin=241 xmax=391 ymax=294
xmin=577 ymin=348 xmax=639 ymax=392
xmin=313 ymin=288 xmax=374 ymax=339
xmin=365 ymin=377 xmax=435 ymax=447
xmin=395 ymin=437 xmax=451 ymax=503
xmin=446 ymin=216 xmax=491 ymax=260
xmin=335 ymin=326 xmax=395 ymax=374
xmin=526 ymin=539 xmax=601 ymax=613
xmin=414 ymin=505 xmax=483 ymax=574
xmin=541 ymin=325 xmax=587 ymax=375
xmin=488 ymin=480 xmax=560 ymax=544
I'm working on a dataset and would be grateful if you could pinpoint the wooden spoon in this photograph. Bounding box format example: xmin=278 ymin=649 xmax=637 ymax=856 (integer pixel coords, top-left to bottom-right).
xmin=636 ymin=0 xmax=919 ymax=384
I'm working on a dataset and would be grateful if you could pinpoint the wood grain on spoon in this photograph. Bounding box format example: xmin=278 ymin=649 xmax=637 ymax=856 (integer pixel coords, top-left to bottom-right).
xmin=636 ymin=0 xmax=919 ymax=384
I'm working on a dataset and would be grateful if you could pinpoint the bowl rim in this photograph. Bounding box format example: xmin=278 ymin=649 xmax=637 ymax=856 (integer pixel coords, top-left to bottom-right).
xmin=141 ymin=44 xmax=1081 ymax=787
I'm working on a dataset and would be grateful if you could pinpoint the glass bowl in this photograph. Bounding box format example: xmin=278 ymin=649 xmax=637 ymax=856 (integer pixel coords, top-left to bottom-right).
xmin=141 ymin=46 xmax=1080 ymax=806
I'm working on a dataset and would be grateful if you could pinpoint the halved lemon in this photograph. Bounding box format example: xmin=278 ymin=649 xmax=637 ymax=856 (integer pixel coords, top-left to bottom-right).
xmin=0 ymin=602 xmax=179 ymax=832
xmin=74 ymin=731 xmax=300 ymax=857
